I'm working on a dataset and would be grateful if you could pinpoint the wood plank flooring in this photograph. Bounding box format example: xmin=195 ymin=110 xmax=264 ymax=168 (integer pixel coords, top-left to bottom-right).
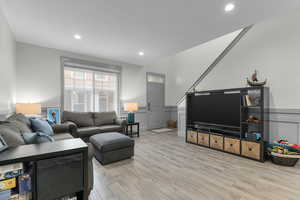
xmin=89 ymin=131 xmax=300 ymax=200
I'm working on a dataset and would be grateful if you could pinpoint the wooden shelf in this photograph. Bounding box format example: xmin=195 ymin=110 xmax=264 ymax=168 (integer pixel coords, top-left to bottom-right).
xmin=186 ymin=86 xmax=269 ymax=162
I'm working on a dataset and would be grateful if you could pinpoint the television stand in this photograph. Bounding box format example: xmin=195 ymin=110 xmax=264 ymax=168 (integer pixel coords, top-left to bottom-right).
xmin=186 ymin=87 xmax=269 ymax=162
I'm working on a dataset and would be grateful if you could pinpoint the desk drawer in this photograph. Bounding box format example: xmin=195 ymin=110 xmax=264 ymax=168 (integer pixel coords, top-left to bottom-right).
xmin=210 ymin=134 xmax=223 ymax=150
xmin=197 ymin=132 xmax=209 ymax=147
xmin=241 ymin=141 xmax=261 ymax=160
xmin=187 ymin=130 xmax=197 ymax=144
xmin=224 ymin=137 xmax=240 ymax=155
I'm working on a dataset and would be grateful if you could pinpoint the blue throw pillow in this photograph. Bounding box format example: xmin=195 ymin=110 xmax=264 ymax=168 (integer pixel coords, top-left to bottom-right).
xmin=30 ymin=118 xmax=54 ymax=136
xmin=22 ymin=132 xmax=54 ymax=144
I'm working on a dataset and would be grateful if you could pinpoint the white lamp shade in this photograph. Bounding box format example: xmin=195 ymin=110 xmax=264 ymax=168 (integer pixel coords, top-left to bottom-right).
xmin=16 ymin=103 xmax=42 ymax=115
xmin=124 ymin=102 xmax=138 ymax=112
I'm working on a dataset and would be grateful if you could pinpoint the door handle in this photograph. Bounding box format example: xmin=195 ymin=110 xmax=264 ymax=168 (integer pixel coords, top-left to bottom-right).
xmin=147 ymin=102 xmax=151 ymax=111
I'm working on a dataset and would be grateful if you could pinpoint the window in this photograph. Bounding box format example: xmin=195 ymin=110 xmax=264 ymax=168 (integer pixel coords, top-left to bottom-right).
xmin=63 ymin=66 xmax=119 ymax=113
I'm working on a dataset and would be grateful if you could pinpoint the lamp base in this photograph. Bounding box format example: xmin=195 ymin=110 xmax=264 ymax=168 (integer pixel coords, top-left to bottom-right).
xmin=127 ymin=112 xmax=135 ymax=124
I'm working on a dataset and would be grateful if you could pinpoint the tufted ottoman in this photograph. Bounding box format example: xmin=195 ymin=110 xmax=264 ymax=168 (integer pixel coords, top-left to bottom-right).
xmin=90 ymin=132 xmax=134 ymax=165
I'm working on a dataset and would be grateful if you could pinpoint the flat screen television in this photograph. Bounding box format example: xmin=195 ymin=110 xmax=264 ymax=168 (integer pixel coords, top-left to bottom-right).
xmin=188 ymin=93 xmax=241 ymax=127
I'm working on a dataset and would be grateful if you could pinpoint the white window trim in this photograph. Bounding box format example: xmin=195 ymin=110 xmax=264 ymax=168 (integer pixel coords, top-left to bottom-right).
xmin=61 ymin=57 xmax=122 ymax=114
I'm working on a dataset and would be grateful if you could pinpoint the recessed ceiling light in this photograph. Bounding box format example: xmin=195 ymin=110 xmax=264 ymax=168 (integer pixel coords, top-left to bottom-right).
xmin=138 ymin=51 xmax=145 ymax=56
xmin=225 ymin=3 xmax=235 ymax=12
xmin=74 ymin=34 xmax=82 ymax=40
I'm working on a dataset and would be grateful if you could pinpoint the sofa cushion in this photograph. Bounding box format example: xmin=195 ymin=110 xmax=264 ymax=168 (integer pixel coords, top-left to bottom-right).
xmin=53 ymin=133 xmax=74 ymax=141
xmin=77 ymin=127 xmax=101 ymax=138
xmin=63 ymin=111 xmax=94 ymax=127
xmin=0 ymin=125 xmax=25 ymax=147
xmin=98 ymin=125 xmax=123 ymax=133
xmin=7 ymin=113 xmax=31 ymax=128
xmin=94 ymin=111 xmax=117 ymax=126
xmin=30 ymin=118 xmax=54 ymax=136
xmin=22 ymin=132 xmax=54 ymax=144
xmin=90 ymin=132 xmax=134 ymax=153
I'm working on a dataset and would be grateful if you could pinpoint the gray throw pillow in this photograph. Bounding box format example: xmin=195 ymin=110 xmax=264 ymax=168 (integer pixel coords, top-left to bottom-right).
xmin=7 ymin=113 xmax=31 ymax=127
xmin=22 ymin=132 xmax=54 ymax=144
xmin=0 ymin=125 xmax=25 ymax=147
xmin=5 ymin=120 xmax=32 ymax=134
xmin=30 ymin=118 xmax=54 ymax=136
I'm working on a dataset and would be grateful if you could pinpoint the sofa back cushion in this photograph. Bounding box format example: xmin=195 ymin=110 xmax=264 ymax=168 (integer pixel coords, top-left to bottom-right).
xmin=94 ymin=111 xmax=117 ymax=126
xmin=62 ymin=111 xmax=94 ymax=127
xmin=0 ymin=124 xmax=25 ymax=147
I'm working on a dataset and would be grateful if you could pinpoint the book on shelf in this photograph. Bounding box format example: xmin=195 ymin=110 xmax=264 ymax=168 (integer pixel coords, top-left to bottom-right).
xmin=0 ymin=163 xmax=23 ymax=181
xmin=245 ymin=95 xmax=253 ymax=106
xmin=18 ymin=174 xmax=32 ymax=195
xmin=0 ymin=178 xmax=16 ymax=191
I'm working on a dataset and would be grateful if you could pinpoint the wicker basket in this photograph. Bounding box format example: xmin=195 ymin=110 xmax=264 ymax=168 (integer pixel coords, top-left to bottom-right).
xmin=271 ymin=152 xmax=300 ymax=167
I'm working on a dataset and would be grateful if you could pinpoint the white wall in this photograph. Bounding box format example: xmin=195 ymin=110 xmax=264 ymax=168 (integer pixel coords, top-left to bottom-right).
xmin=0 ymin=8 xmax=16 ymax=115
xmin=148 ymin=30 xmax=242 ymax=106
xmin=197 ymin=11 xmax=300 ymax=109
xmin=16 ymin=42 xmax=147 ymax=108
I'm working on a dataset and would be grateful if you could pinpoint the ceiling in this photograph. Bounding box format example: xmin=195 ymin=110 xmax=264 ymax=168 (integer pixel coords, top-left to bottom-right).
xmin=1 ymin=0 xmax=300 ymax=66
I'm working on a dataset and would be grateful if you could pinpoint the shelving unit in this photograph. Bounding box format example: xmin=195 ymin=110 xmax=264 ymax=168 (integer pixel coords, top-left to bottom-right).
xmin=186 ymin=86 xmax=269 ymax=162
xmin=0 ymin=139 xmax=89 ymax=200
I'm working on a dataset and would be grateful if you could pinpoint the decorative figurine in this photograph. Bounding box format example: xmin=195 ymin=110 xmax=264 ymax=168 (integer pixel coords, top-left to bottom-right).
xmin=247 ymin=70 xmax=267 ymax=87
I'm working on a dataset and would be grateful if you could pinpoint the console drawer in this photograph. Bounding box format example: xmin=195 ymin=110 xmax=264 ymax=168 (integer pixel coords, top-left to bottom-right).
xmin=210 ymin=134 xmax=223 ymax=150
xmin=187 ymin=130 xmax=197 ymax=144
xmin=241 ymin=141 xmax=261 ymax=160
xmin=197 ymin=132 xmax=209 ymax=146
xmin=224 ymin=137 xmax=240 ymax=155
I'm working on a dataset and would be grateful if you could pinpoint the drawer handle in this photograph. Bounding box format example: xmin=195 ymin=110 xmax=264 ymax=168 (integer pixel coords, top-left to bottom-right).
xmin=214 ymin=140 xmax=218 ymax=143
xmin=248 ymin=148 xmax=252 ymax=151
xmin=230 ymin=144 xmax=233 ymax=147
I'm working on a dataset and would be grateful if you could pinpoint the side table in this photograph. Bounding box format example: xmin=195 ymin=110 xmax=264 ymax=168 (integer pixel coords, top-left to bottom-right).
xmin=125 ymin=122 xmax=140 ymax=137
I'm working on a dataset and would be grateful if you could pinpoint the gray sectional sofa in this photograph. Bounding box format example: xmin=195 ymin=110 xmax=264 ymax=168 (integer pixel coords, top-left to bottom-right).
xmin=0 ymin=113 xmax=94 ymax=194
xmin=62 ymin=111 xmax=127 ymax=142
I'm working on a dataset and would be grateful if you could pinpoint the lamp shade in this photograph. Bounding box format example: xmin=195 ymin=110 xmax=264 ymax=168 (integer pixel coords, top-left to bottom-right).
xmin=16 ymin=103 xmax=41 ymax=115
xmin=124 ymin=102 xmax=138 ymax=112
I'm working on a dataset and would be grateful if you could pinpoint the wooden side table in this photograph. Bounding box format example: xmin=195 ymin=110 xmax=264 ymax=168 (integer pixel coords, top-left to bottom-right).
xmin=125 ymin=122 xmax=140 ymax=137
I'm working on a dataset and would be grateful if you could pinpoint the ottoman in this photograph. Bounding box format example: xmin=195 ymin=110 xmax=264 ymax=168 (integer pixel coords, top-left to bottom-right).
xmin=90 ymin=132 xmax=135 ymax=165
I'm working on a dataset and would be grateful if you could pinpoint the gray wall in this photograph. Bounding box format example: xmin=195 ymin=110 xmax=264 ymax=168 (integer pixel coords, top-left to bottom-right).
xmin=176 ymin=10 xmax=300 ymax=144
xmin=120 ymin=106 xmax=177 ymax=131
xmin=147 ymin=29 xmax=242 ymax=106
xmin=16 ymin=42 xmax=176 ymax=130
xmin=16 ymin=42 xmax=147 ymax=108
xmin=0 ymin=8 xmax=16 ymax=119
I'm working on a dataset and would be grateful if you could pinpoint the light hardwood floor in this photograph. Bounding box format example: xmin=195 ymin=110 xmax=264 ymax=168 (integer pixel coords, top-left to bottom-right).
xmin=89 ymin=131 xmax=300 ymax=200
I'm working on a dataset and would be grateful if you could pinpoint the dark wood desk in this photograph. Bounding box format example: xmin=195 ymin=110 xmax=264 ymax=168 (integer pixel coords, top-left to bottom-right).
xmin=0 ymin=139 xmax=89 ymax=200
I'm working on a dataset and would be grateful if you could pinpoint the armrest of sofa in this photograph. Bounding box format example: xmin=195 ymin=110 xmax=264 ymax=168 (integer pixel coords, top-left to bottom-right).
xmin=115 ymin=118 xmax=127 ymax=127
xmin=52 ymin=121 xmax=78 ymax=138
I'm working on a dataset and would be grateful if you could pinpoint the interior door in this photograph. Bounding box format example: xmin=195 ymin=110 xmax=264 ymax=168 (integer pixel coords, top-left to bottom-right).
xmin=146 ymin=72 xmax=166 ymax=130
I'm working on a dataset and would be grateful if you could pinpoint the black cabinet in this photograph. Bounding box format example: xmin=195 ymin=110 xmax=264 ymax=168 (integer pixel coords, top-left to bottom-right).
xmin=0 ymin=139 xmax=89 ymax=200
xmin=36 ymin=154 xmax=84 ymax=200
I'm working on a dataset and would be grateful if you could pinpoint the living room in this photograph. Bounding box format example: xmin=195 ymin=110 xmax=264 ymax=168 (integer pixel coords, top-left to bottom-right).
xmin=1 ymin=1 xmax=300 ymax=200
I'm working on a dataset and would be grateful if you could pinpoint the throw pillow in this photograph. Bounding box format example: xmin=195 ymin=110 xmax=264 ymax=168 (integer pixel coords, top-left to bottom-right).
xmin=0 ymin=125 xmax=25 ymax=147
xmin=7 ymin=113 xmax=32 ymax=127
xmin=30 ymin=118 xmax=54 ymax=136
xmin=22 ymin=132 xmax=54 ymax=144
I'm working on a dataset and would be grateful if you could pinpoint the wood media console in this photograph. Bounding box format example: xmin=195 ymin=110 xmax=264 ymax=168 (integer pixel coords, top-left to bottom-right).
xmin=186 ymin=87 xmax=269 ymax=162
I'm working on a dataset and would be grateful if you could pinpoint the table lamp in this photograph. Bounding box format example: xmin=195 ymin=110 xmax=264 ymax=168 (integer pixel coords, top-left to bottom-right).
xmin=16 ymin=103 xmax=42 ymax=117
xmin=124 ymin=102 xmax=138 ymax=124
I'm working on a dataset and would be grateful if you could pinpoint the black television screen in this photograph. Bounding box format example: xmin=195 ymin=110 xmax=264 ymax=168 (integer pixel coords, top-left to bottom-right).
xmin=188 ymin=93 xmax=241 ymax=127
